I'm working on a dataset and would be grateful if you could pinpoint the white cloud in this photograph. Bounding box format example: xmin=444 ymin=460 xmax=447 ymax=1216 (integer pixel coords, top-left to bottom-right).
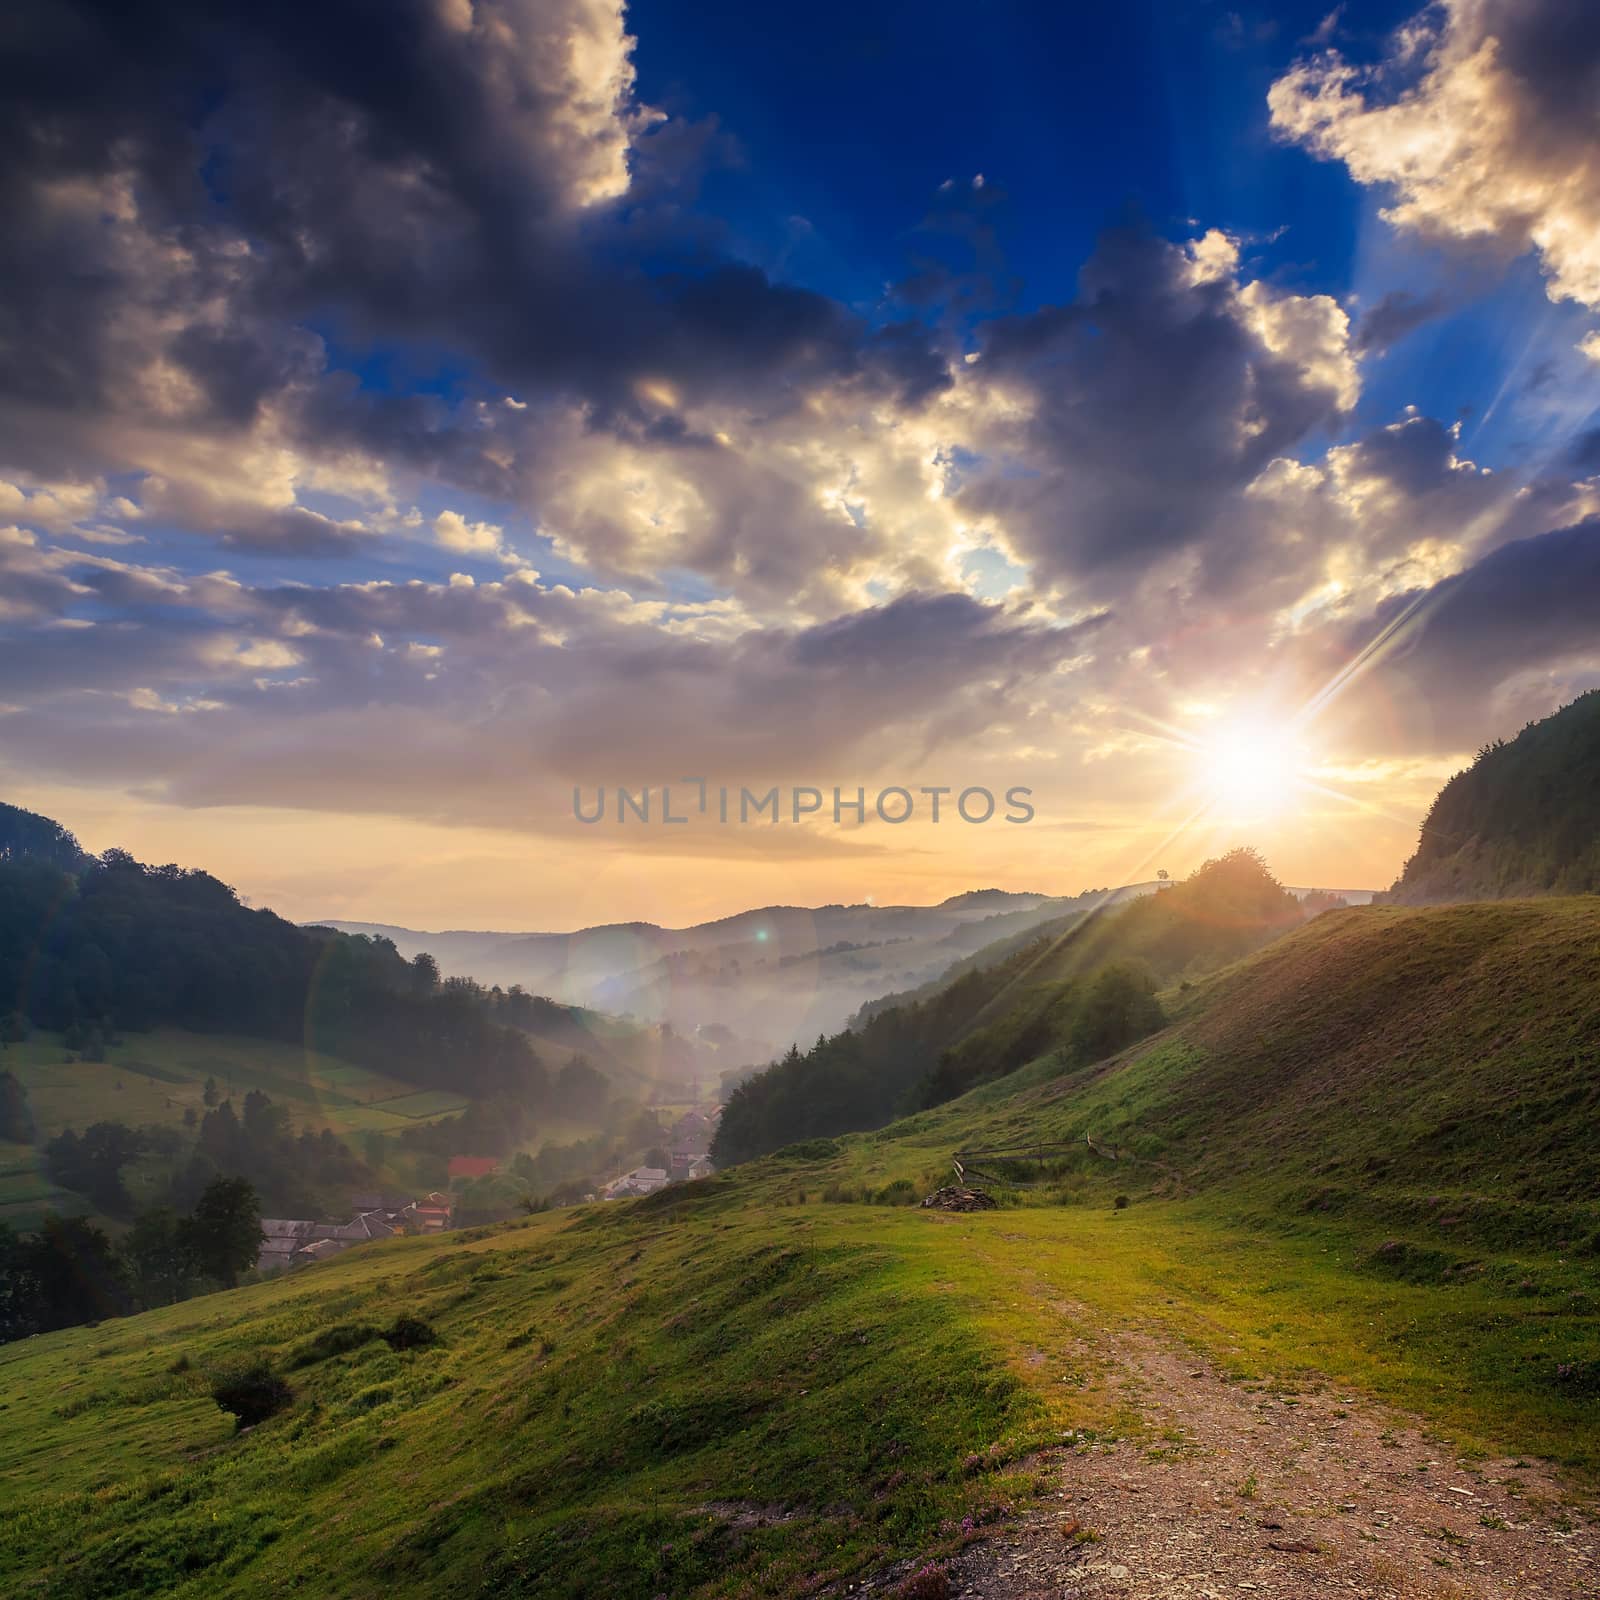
xmin=1271 ymin=0 xmax=1600 ymax=309
xmin=434 ymin=509 xmax=510 ymax=558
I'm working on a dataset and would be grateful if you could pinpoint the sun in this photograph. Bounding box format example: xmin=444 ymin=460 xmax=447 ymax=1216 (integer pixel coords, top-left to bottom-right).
xmin=1193 ymin=719 xmax=1306 ymax=819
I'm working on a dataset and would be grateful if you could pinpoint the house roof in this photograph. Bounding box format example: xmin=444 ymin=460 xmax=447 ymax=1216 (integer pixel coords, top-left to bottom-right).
xmin=448 ymin=1155 xmax=499 ymax=1179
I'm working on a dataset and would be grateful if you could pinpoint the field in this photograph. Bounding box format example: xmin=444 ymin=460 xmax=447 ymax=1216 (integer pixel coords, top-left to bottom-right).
xmin=1 ymin=899 xmax=1596 ymax=1596
xmin=0 ymin=1140 xmax=87 ymax=1228
xmin=0 ymin=1176 xmax=1595 ymax=1598
xmin=4 ymin=1029 xmax=471 ymax=1144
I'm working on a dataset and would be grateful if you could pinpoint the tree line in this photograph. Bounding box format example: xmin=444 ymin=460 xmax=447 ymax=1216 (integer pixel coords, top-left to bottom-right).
xmin=0 ymin=1176 xmax=262 ymax=1342
xmin=0 ymin=802 xmax=614 ymax=1124
xmin=712 ymin=850 xmax=1311 ymax=1167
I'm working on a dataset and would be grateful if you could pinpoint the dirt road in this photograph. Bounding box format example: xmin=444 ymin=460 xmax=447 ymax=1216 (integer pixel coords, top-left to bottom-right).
xmin=921 ymin=1309 xmax=1598 ymax=1599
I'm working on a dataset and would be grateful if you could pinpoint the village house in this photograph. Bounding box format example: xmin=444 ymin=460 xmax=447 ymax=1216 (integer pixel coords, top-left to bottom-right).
xmin=406 ymin=1191 xmax=454 ymax=1233
xmin=255 ymin=1209 xmax=396 ymax=1275
xmin=666 ymin=1104 xmax=720 ymax=1177
xmin=602 ymin=1166 xmax=669 ymax=1199
xmin=256 ymin=1190 xmax=455 ymax=1275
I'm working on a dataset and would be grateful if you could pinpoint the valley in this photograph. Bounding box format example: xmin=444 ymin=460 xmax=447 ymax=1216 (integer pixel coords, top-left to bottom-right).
xmin=1 ymin=884 xmax=1596 ymax=1596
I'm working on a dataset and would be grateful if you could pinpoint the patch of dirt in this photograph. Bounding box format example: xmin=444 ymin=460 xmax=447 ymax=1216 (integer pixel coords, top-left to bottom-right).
xmin=897 ymin=1308 xmax=1598 ymax=1598
xmin=923 ymin=1187 xmax=1000 ymax=1212
xmin=695 ymin=1499 xmax=803 ymax=1532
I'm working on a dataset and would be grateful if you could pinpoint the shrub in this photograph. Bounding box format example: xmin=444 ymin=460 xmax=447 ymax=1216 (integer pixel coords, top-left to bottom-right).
xmin=211 ymin=1362 xmax=292 ymax=1429
xmin=898 ymin=1563 xmax=951 ymax=1600
xmin=383 ymin=1315 xmax=437 ymax=1351
xmin=1113 ymin=1194 xmax=1130 ymax=1210
xmin=288 ymin=1322 xmax=382 ymax=1368
xmin=1554 ymin=1360 xmax=1600 ymax=1398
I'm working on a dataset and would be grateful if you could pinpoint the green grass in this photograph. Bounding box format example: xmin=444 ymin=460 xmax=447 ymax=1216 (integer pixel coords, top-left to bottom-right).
xmin=4 ymin=1029 xmax=470 ymax=1141
xmin=1 ymin=899 xmax=1597 ymax=1596
xmin=0 ymin=1204 xmax=1078 ymax=1598
xmin=0 ymin=1140 xmax=87 ymax=1229
xmin=1 ymin=1184 xmax=1593 ymax=1598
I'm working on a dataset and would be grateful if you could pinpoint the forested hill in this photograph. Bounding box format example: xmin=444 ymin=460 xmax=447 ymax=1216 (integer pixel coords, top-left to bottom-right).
xmin=1389 ymin=691 xmax=1600 ymax=904
xmin=713 ymin=849 xmax=1318 ymax=1167
xmin=0 ymin=802 xmax=583 ymax=1109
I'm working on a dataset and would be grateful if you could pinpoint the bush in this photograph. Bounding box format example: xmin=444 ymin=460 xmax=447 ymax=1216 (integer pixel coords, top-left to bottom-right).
xmin=898 ymin=1563 xmax=951 ymax=1600
xmin=383 ymin=1315 xmax=437 ymax=1351
xmin=1113 ymin=1194 xmax=1130 ymax=1210
xmin=211 ymin=1362 xmax=292 ymax=1429
xmin=288 ymin=1322 xmax=382 ymax=1368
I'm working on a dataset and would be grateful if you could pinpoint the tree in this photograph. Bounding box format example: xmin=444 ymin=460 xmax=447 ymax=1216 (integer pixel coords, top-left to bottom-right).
xmin=1066 ymin=962 xmax=1165 ymax=1064
xmin=122 ymin=1207 xmax=193 ymax=1309
xmin=644 ymin=1145 xmax=670 ymax=1172
xmin=0 ymin=1071 xmax=33 ymax=1143
xmin=203 ymin=1075 xmax=219 ymax=1108
xmin=181 ymin=1176 xmax=262 ymax=1287
xmin=557 ymin=1055 xmax=609 ymax=1119
xmin=0 ymin=802 xmax=87 ymax=870
xmin=44 ymin=1121 xmax=147 ymax=1214
xmin=410 ymin=951 xmax=440 ymax=992
xmin=0 ymin=1222 xmax=40 ymax=1342
xmin=26 ymin=1215 xmax=126 ymax=1330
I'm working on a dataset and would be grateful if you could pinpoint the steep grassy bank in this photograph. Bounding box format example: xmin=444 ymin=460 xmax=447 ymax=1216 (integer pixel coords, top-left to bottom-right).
xmin=0 ymin=1200 xmax=1080 ymax=1600
xmin=821 ymin=899 xmax=1600 ymax=1249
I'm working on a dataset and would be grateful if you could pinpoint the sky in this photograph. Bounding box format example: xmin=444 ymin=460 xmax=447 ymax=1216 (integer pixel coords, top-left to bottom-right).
xmin=1 ymin=0 xmax=1599 ymax=930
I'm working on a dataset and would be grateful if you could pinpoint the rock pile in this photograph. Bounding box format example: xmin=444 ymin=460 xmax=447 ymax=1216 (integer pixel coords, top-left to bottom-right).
xmin=919 ymin=1185 xmax=998 ymax=1212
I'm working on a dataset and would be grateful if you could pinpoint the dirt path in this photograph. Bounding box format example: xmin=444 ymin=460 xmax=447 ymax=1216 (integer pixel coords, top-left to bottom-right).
xmin=924 ymin=1307 xmax=1599 ymax=1599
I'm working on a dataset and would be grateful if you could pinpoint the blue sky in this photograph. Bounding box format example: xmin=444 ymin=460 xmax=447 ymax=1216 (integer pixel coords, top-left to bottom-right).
xmin=110 ymin=0 xmax=1598 ymax=597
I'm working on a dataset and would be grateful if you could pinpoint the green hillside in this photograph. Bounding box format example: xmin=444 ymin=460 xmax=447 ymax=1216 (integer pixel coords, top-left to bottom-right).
xmin=5 ymin=1030 xmax=469 ymax=1145
xmin=714 ymin=850 xmax=1308 ymax=1164
xmin=1390 ymin=690 xmax=1600 ymax=902
xmin=830 ymin=898 xmax=1600 ymax=1243
xmin=2 ymin=898 xmax=1598 ymax=1597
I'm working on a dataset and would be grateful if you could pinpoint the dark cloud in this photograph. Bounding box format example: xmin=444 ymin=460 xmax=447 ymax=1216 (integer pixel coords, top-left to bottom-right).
xmin=957 ymin=223 xmax=1356 ymax=586
xmin=0 ymin=551 xmax=1088 ymax=826
xmin=1384 ymin=518 xmax=1600 ymax=695
xmin=1354 ymin=289 xmax=1447 ymax=353
xmin=0 ymin=0 xmax=946 ymax=529
xmin=1301 ymin=518 xmax=1600 ymax=756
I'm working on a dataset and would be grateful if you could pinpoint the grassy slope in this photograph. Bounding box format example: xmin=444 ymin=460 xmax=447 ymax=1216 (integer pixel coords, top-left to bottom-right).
xmin=1 ymin=900 xmax=1597 ymax=1598
xmin=2 ymin=1028 xmax=608 ymax=1230
xmin=0 ymin=1202 xmax=1083 ymax=1600
xmin=6 ymin=1029 xmax=471 ymax=1143
xmin=839 ymin=900 xmax=1600 ymax=1241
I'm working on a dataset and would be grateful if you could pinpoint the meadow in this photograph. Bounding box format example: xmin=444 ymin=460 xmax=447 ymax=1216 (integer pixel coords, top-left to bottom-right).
xmin=0 ymin=1152 xmax=1595 ymax=1597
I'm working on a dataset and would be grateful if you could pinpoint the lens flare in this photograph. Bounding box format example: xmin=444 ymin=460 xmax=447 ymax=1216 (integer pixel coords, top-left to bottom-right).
xmin=1194 ymin=720 xmax=1305 ymax=820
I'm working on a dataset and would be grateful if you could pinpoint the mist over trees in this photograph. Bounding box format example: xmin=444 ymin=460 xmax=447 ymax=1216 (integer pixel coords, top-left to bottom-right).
xmin=0 ymin=1175 xmax=263 ymax=1342
xmin=0 ymin=808 xmax=609 ymax=1124
xmin=713 ymin=850 xmax=1306 ymax=1167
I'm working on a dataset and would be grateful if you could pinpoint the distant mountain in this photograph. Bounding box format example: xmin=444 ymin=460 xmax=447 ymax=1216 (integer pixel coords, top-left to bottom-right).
xmin=0 ymin=803 xmax=724 ymax=1117
xmin=313 ymin=891 xmax=1085 ymax=1060
xmin=319 ymin=879 xmax=1378 ymax=1067
xmin=1389 ymin=691 xmax=1600 ymax=904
